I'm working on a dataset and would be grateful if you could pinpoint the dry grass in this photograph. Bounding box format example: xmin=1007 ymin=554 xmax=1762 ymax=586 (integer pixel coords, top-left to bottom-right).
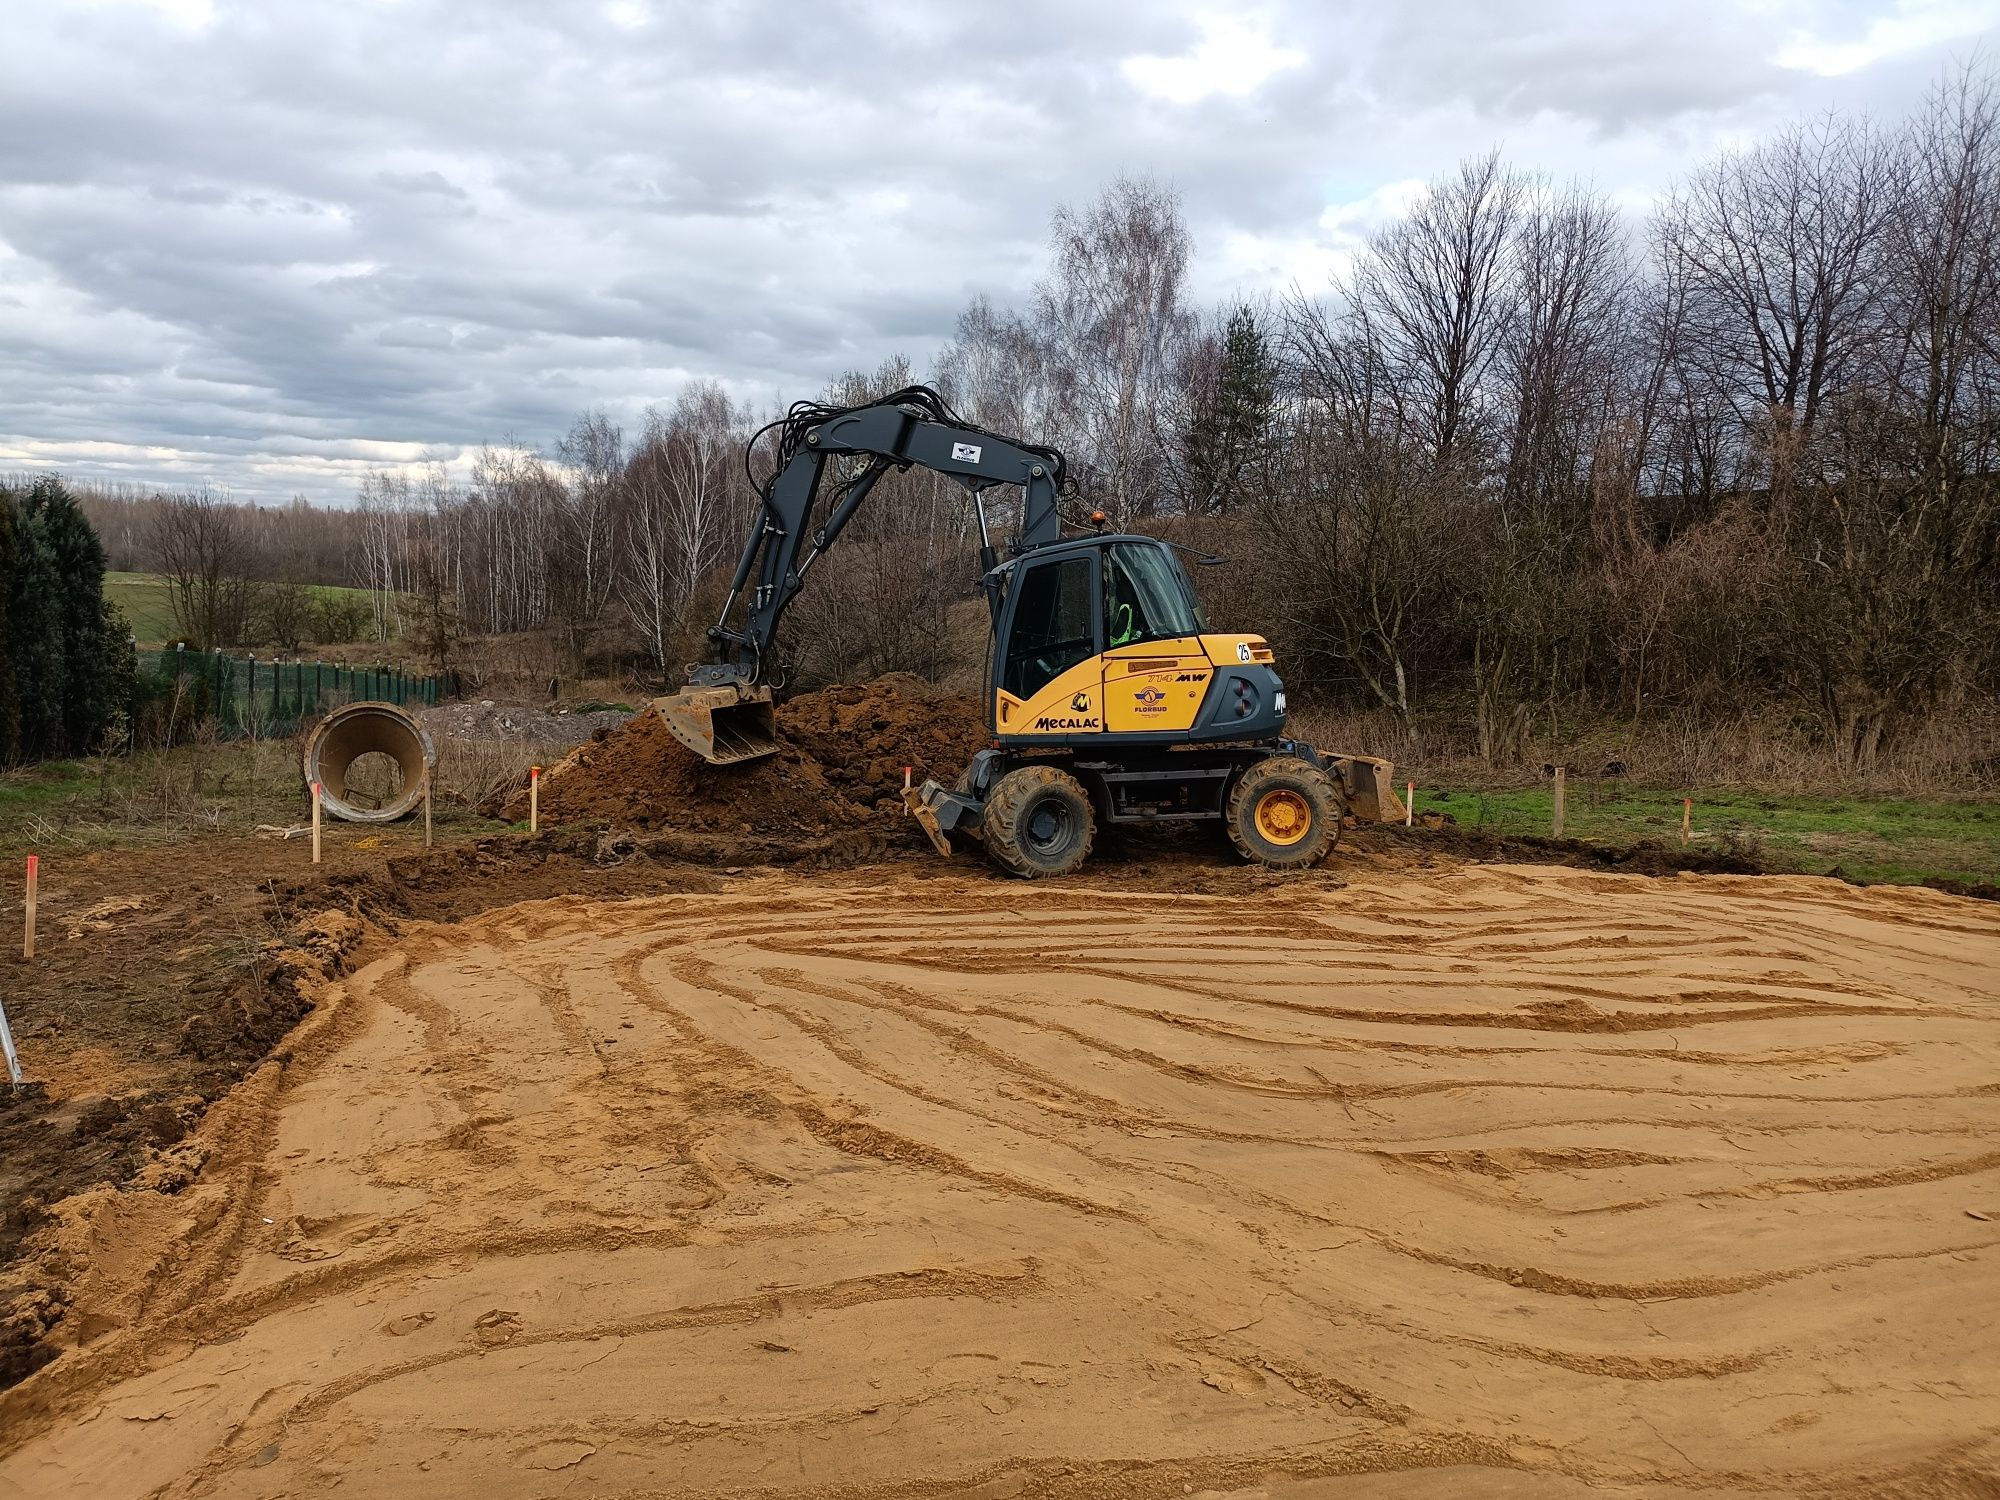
xmin=1291 ymin=700 xmax=2000 ymax=799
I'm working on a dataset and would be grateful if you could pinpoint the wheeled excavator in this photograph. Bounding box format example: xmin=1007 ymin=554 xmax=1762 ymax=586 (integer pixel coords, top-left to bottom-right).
xmin=654 ymin=385 xmax=1402 ymax=878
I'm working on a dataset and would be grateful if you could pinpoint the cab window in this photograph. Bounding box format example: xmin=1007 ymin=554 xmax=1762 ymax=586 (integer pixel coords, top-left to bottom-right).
xmin=1004 ymin=556 xmax=1096 ymax=699
xmin=1103 ymin=542 xmax=1201 ymax=649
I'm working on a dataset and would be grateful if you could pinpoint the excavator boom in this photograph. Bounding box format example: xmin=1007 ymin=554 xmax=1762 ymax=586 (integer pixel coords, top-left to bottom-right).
xmin=657 ymin=386 xmax=1070 ymax=765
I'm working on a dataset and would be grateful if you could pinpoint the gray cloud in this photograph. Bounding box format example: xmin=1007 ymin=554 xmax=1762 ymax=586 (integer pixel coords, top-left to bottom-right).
xmin=1 ymin=0 xmax=1995 ymax=501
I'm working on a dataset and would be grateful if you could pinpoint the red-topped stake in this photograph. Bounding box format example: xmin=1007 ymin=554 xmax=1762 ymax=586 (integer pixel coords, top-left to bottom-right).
xmin=23 ymin=855 xmax=38 ymax=960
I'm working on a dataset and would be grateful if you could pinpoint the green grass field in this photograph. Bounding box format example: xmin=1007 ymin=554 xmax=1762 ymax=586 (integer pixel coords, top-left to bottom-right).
xmin=103 ymin=572 xmax=180 ymax=642
xmin=105 ymin=572 xmax=389 ymax=646
xmin=1426 ymin=783 xmax=2000 ymax=888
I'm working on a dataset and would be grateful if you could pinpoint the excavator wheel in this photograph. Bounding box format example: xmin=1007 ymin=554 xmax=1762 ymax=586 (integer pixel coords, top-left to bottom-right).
xmin=982 ymin=764 xmax=1096 ymax=878
xmin=1225 ymin=756 xmax=1340 ymax=869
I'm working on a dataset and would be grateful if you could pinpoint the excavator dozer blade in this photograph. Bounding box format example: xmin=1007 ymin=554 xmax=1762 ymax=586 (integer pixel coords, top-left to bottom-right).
xmin=1328 ymin=753 xmax=1405 ymax=824
xmin=652 ymin=685 xmax=779 ymax=766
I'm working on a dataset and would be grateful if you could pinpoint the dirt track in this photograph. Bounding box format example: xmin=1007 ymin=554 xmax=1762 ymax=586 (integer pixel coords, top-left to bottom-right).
xmin=1 ymin=862 xmax=1996 ymax=1497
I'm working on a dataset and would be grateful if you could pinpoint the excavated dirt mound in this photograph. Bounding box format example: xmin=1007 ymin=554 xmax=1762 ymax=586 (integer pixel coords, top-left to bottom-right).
xmin=497 ymin=674 xmax=985 ymax=837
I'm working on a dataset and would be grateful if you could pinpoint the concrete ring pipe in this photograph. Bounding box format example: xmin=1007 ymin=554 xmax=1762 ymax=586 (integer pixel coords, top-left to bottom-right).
xmin=303 ymin=701 xmax=438 ymax=823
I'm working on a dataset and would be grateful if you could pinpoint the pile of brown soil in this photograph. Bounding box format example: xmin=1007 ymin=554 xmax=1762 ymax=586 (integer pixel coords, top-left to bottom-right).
xmin=781 ymin=672 xmax=988 ymax=809
xmin=498 ymin=674 xmax=985 ymax=837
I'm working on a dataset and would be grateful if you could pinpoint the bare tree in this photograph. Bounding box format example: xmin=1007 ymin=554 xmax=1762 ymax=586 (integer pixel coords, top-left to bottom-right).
xmin=621 ymin=383 xmax=741 ymax=678
xmin=1498 ymin=182 xmax=1635 ymax=532
xmin=150 ymin=489 xmax=255 ymax=649
xmin=1264 ymin=299 xmax=1479 ymax=728
xmin=1034 ymin=176 xmax=1195 ymax=515
xmin=1346 ymin=149 xmax=1524 ymax=474
xmin=1656 ymin=115 xmax=1891 ymax=491
xmin=1878 ymin=62 xmax=2000 ymax=490
xmin=555 ymin=411 xmax=624 ymax=666
xmin=355 ymin=469 xmax=411 ymax=639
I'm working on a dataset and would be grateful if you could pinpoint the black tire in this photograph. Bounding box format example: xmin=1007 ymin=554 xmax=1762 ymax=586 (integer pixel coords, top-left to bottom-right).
xmin=982 ymin=764 xmax=1096 ymax=878
xmin=1225 ymin=756 xmax=1339 ymax=868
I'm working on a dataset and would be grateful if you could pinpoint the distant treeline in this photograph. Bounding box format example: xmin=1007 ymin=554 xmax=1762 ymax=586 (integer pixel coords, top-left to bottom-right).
xmin=54 ymin=65 xmax=2000 ymax=778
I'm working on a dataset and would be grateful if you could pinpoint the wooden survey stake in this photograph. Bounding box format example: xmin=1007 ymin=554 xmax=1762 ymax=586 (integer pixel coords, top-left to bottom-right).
xmin=22 ymin=855 xmax=37 ymax=960
xmin=1552 ymin=767 xmax=1567 ymax=839
xmin=311 ymin=782 xmax=323 ymax=865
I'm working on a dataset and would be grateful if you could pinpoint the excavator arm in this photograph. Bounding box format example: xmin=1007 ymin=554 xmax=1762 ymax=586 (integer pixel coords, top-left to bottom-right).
xmin=660 ymin=386 xmax=1070 ymax=763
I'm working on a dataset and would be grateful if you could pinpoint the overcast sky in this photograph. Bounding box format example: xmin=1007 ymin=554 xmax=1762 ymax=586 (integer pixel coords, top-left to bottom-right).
xmin=2 ymin=0 xmax=1996 ymax=504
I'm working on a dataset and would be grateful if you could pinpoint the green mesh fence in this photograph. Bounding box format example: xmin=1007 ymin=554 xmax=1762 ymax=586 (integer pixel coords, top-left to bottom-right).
xmin=133 ymin=648 xmax=445 ymax=738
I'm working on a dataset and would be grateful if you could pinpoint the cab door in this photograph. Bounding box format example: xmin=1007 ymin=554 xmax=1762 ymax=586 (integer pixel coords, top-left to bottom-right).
xmin=992 ymin=552 xmax=1106 ymax=738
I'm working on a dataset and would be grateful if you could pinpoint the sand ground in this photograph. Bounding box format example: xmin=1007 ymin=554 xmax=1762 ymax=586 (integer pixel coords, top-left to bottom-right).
xmin=1 ymin=862 xmax=1996 ymax=1498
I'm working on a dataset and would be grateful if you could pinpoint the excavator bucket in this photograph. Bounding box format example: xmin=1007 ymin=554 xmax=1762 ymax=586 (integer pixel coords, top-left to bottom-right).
xmin=652 ymin=684 xmax=779 ymax=766
xmin=1328 ymin=753 xmax=1406 ymax=824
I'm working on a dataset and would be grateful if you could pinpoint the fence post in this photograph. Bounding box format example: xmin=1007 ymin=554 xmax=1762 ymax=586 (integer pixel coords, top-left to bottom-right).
xmin=1552 ymin=767 xmax=1567 ymax=839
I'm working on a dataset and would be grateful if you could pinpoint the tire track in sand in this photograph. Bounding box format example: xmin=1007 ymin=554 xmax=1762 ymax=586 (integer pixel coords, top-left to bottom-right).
xmin=1 ymin=862 xmax=1996 ymax=1499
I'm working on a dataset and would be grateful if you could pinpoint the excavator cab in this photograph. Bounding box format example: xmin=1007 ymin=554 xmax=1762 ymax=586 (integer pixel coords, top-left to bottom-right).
xmin=987 ymin=535 xmax=1287 ymax=746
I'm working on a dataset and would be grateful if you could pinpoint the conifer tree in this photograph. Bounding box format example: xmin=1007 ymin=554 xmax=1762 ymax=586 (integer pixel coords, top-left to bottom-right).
xmin=8 ymin=496 xmax=66 ymax=761
xmin=1183 ymin=304 xmax=1277 ymax=514
xmin=0 ymin=496 xmax=18 ymax=765
xmin=30 ymin=477 xmax=114 ymax=754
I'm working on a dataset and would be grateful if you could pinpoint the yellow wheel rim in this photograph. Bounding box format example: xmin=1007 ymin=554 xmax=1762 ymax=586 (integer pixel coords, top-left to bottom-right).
xmin=1254 ymin=788 xmax=1312 ymax=847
